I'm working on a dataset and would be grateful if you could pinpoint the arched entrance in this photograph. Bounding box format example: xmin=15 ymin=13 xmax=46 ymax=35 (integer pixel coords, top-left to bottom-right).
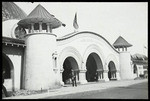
xmin=86 ymin=53 xmax=103 ymax=82
xmin=108 ymin=61 xmax=117 ymax=80
xmin=62 ymin=57 xmax=79 ymax=84
xmin=2 ymin=53 xmax=14 ymax=91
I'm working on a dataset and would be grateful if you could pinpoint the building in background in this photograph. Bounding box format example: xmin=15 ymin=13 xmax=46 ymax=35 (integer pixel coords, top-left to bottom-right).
xmin=131 ymin=53 xmax=148 ymax=78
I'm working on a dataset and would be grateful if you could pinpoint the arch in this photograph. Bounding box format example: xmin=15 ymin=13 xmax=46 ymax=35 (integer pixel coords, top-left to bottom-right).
xmin=86 ymin=52 xmax=103 ymax=82
xmin=58 ymin=46 xmax=82 ymax=70
xmin=2 ymin=53 xmax=14 ymax=91
xmin=62 ymin=56 xmax=79 ymax=84
xmin=105 ymin=54 xmax=119 ymax=71
xmin=83 ymin=44 xmax=105 ymax=70
xmin=57 ymin=31 xmax=119 ymax=54
xmin=108 ymin=61 xmax=117 ymax=80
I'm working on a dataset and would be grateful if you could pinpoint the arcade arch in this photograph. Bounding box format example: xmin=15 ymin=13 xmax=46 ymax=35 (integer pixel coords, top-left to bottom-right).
xmin=86 ymin=53 xmax=103 ymax=82
xmin=58 ymin=46 xmax=82 ymax=70
xmin=62 ymin=57 xmax=79 ymax=84
xmin=2 ymin=53 xmax=14 ymax=91
xmin=108 ymin=61 xmax=117 ymax=80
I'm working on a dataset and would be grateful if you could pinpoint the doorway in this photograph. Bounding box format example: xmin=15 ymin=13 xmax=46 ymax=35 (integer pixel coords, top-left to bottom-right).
xmin=86 ymin=53 xmax=103 ymax=82
xmin=62 ymin=57 xmax=79 ymax=84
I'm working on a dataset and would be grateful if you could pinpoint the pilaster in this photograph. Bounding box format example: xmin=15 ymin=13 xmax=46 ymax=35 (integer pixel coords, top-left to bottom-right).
xmin=79 ymin=69 xmax=87 ymax=84
xmin=116 ymin=70 xmax=121 ymax=80
xmin=103 ymin=70 xmax=109 ymax=81
xmin=60 ymin=69 xmax=64 ymax=86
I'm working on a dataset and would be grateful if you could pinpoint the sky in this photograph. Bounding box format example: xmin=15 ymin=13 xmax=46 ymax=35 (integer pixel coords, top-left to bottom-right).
xmin=14 ymin=2 xmax=148 ymax=56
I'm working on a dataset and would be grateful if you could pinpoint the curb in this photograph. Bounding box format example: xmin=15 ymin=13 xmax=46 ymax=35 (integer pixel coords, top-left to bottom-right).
xmin=3 ymin=79 xmax=147 ymax=99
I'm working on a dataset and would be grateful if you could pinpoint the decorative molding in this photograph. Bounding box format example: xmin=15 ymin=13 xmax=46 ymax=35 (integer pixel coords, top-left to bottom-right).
xmin=57 ymin=31 xmax=119 ymax=54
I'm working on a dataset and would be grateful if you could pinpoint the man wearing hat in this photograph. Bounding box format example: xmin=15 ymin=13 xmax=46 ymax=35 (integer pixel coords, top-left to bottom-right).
xmin=71 ymin=69 xmax=77 ymax=87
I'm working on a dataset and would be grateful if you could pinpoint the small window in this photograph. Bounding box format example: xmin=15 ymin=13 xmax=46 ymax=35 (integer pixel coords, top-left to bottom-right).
xmin=14 ymin=26 xmax=26 ymax=39
xmin=133 ymin=65 xmax=137 ymax=74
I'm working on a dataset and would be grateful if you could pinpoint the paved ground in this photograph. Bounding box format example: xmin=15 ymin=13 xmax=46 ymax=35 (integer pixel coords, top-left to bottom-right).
xmin=45 ymin=81 xmax=148 ymax=99
xmin=3 ymin=79 xmax=148 ymax=99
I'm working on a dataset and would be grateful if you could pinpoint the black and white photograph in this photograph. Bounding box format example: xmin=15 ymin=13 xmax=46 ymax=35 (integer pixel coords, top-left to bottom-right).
xmin=2 ymin=2 xmax=148 ymax=99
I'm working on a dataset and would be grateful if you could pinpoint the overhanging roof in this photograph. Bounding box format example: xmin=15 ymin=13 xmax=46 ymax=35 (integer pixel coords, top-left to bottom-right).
xmin=113 ymin=36 xmax=132 ymax=48
xmin=131 ymin=53 xmax=148 ymax=60
xmin=2 ymin=2 xmax=27 ymax=21
xmin=18 ymin=4 xmax=63 ymax=29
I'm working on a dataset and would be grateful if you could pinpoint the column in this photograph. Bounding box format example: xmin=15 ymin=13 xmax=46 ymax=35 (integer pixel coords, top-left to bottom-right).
xmin=50 ymin=24 xmax=52 ymax=33
xmin=60 ymin=69 xmax=64 ymax=86
xmin=122 ymin=47 xmax=124 ymax=51
xmin=116 ymin=70 xmax=121 ymax=80
xmin=28 ymin=25 xmax=31 ymax=33
xmin=99 ymin=72 xmax=102 ymax=79
xmin=75 ymin=70 xmax=79 ymax=83
xmin=31 ymin=23 xmax=34 ymax=33
xmin=79 ymin=69 xmax=87 ymax=84
xmin=46 ymin=23 xmax=50 ymax=33
xmin=125 ymin=47 xmax=127 ymax=51
xmin=39 ymin=22 xmax=42 ymax=32
xmin=112 ymin=71 xmax=117 ymax=80
xmin=97 ymin=70 xmax=104 ymax=81
xmin=102 ymin=71 xmax=104 ymax=79
xmin=103 ymin=70 xmax=109 ymax=81
xmin=112 ymin=72 xmax=115 ymax=79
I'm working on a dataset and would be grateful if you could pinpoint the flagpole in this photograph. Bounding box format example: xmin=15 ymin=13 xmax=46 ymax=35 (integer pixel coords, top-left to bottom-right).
xmin=73 ymin=12 xmax=79 ymax=32
xmin=74 ymin=28 xmax=78 ymax=32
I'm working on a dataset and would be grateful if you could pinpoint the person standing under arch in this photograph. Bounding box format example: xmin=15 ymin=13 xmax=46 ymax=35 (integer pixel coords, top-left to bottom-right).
xmin=71 ymin=69 xmax=77 ymax=87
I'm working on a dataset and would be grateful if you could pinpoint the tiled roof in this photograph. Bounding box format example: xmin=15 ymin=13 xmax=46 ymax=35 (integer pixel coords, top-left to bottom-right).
xmin=131 ymin=54 xmax=148 ymax=66
xmin=18 ymin=4 xmax=63 ymax=29
xmin=2 ymin=2 xmax=27 ymax=21
xmin=113 ymin=36 xmax=132 ymax=48
xmin=131 ymin=53 xmax=148 ymax=60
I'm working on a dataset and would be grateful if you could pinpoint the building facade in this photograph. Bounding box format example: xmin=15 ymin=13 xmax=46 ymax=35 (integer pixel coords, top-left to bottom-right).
xmin=131 ymin=54 xmax=148 ymax=78
xmin=2 ymin=2 xmax=135 ymax=91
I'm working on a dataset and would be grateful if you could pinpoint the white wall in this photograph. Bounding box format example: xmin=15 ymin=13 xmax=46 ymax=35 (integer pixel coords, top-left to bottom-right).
xmin=120 ymin=52 xmax=133 ymax=79
xmin=8 ymin=55 xmax=22 ymax=90
xmin=3 ymin=45 xmax=24 ymax=91
xmin=57 ymin=31 xmax=119 ymax=71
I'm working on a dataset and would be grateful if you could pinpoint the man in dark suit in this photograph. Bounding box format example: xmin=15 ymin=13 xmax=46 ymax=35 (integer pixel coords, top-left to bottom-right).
xmin=71 ymin=70 xmax=77 ymax=87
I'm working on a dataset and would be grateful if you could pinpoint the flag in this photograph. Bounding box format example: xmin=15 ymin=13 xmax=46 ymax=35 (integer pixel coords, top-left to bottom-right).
xmin=73 ymin=13 xmax=79 ymax=29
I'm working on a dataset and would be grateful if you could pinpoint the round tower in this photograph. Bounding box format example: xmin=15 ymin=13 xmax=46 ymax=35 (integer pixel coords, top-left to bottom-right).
xmin=113 ymin=36 xmax=133 ymax=80
xmin=18 ymin=4 xmax=65 ymax=90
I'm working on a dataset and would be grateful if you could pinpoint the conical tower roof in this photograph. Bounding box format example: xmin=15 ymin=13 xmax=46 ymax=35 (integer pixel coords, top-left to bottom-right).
xmin=18 ymin=4 xmax=63 ymax=29
xmin=113 ymin=36 xmax=132 ymax=48
xmin=2 ymin=2 xmax=27 ymax=21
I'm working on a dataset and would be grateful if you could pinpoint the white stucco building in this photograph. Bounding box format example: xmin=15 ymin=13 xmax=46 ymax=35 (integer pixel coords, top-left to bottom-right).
xmin=2 ymin=2 xmax=136 ymax=91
